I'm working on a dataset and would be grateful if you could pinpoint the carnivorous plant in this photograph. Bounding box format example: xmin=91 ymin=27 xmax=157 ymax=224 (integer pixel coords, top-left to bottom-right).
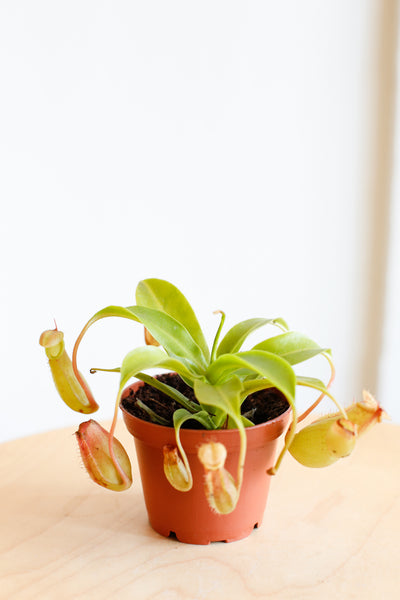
xmin=40 ymin=279 xmax=386 ymax=513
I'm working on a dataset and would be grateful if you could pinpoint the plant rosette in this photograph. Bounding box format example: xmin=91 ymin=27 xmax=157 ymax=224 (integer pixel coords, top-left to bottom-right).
xmin=39 ymin=279 xmax=387 ymax=544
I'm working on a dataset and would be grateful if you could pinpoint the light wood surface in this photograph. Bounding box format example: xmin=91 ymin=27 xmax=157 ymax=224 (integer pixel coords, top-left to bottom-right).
xmin=0 ymin=421 xmax=399 ymax=599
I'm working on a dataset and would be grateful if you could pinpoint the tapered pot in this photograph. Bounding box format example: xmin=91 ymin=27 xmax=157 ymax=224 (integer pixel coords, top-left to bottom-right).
xmin=121 ymin=380 xmax=291 ymax=545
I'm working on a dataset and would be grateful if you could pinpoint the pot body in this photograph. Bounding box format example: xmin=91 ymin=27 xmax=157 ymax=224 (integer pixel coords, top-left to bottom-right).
xmin=121 ymin=380 xmax=291 ymax=544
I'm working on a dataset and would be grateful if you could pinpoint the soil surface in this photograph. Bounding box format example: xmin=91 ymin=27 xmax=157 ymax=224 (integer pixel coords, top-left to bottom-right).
xmin=121 ymin=372 xmax=289 ymax=429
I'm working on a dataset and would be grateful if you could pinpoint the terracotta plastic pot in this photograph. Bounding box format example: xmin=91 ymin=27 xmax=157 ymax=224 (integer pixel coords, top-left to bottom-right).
xmin=121 ymin=380 xmax=291 ymax=545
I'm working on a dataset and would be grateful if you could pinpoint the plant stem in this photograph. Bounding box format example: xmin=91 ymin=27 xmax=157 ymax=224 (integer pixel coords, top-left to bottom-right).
xmin=210 ymin=310 xmax=226 ymax=362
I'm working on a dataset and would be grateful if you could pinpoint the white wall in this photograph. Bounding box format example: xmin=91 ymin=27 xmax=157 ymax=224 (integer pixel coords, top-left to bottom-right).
xmin=1 ymin=1 xmax=395 ymax=443
xmin=378 ymin=4 xmax=400 ymax=421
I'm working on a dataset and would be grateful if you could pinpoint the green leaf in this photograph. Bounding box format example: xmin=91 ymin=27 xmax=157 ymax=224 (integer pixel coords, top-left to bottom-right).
xmin=296 ymin=376 xmax=328 ymax=394
xmin=136 ymin=279 xmax=210 ymax=362
xmin=126 ymin=305 xmax=207 ymax=371
xmin=135 ymin=373 xmax=200 ymax=413
xmin=85 ymin=305 xmax=141 ymax=328
xmin=77 ymin=303 xmax=206 ymax=373
xmin=118 ymin=346 xmax=201 ymax=393
xmin=135 ymin=399 xmax=170 ymax=426
xmin=216 ymin=318 xmax=281 ymax=357
xmin=150 ymin=357 xmax=197 ymax=386
xmin=228 ymin=414 xmax=255 ymax=428
xmin=173 ymin=408 xmax=216 ymax=431
xmin=253 ymin=332 xmax=328 ymax=366
xmin=206 ymin=350 xmax=296 ymax=405
xmin=119 ymin=346 xmax=169 ymax=390
xmin=272 ymin=317 xmax=290 ymax=331
xmin=242 ymin=379 xmax=275 ymax=395
xmin=205 ymin=351 xmax=297 ymax=478
xmin=296 ymin=375 xmax=347 ymax=418
xmin=194 ymin=377 xmax=244 ymax=425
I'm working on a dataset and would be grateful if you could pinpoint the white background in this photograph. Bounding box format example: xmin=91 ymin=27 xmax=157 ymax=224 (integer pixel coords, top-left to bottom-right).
xmin=1 ymin=1 xmax=398 ymax=442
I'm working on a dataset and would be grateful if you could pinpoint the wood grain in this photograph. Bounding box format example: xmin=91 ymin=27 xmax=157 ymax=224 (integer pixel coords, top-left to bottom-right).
xmin=0 ymin=422 xmax=399 ymax=599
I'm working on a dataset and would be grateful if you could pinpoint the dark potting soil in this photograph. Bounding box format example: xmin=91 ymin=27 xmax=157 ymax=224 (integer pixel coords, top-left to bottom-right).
xmin=121 ymin=372 xmax=290 ymax=429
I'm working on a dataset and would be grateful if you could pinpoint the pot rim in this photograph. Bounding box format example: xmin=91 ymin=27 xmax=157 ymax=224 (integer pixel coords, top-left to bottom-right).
xmin=119 ymin=378 xmax=292 ymax=437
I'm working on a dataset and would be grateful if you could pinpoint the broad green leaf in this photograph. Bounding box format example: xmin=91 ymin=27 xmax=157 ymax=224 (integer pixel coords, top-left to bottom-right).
xmin=126 ymin=305 xmax=207 ymax=371
xmin=206 ymin=350 xmax=296 ymax=405
xmin=83 ymin=305 xmax=141 ymax=330
xmin=242 ymin=379 xmax=275 ymax=395
xmin=229 ymin=367 xmax=257 ymax=381
xmin=205 ymin=351 xmax=297 ymax=478
xmin=253 ymin=332 xmax=328 ymax=366
xmin=216 ymin=318 xmax=282 ymax=357
xmin=118 ymin=346 xmax=201 ymax=392
xmin=119 ymin=346 xmax=169 ymax=390
xmin=194 ymin=377 xmax=244 ymax=425
xmin=136 ymin=279 xmax=210 ymax=362
xmin=145 ymin=356 xmax=198 ymax=385
xmin=79 ymin=304 xmax=207 ymax=373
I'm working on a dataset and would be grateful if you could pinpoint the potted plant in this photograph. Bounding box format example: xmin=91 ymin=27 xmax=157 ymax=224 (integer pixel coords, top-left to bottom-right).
xmin=39 ymin=278 xmax=386 ymax=544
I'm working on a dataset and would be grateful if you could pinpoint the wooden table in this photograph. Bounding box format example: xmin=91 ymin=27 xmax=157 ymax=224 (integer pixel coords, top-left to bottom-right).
xmin=1 ymin=421 xmax=399 ymax=599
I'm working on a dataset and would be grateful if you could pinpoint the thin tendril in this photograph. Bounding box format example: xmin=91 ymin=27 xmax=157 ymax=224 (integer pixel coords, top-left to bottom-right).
xmin=297 ymin=380 xmax=348 ymax=420
xmin=297 ymin=352 xmax=336 ymax=423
